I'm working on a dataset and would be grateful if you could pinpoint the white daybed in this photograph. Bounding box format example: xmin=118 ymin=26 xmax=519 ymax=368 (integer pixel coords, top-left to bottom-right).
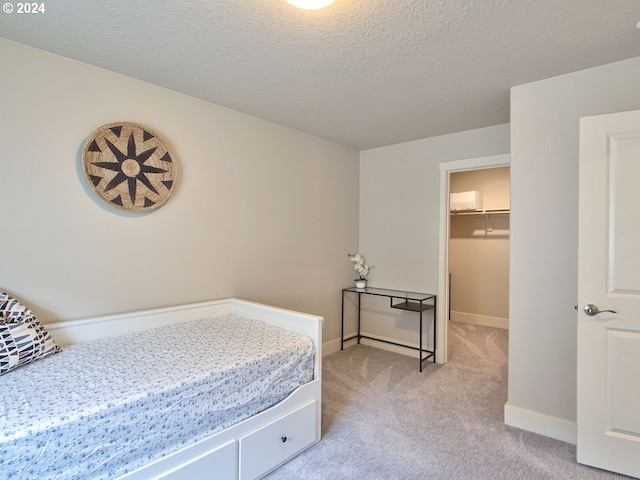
xmin=1 ymin=298 xmax=323 ymax=480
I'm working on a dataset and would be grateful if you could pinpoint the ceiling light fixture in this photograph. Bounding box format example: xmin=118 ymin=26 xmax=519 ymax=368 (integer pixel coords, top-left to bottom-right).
xmin=286 ymin=0 xmax=336 ymax=9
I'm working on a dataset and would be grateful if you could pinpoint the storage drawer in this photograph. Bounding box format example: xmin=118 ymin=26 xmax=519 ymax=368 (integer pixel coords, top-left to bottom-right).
xmin=238 ymin=401 xmax=317 ymax=480
xmin=159 ymin=440 xmax=236 ymax=480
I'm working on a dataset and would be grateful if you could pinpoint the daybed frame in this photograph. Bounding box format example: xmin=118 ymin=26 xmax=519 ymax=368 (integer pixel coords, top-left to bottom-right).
xmin=46 ymin=298 xmax=323 ymax=480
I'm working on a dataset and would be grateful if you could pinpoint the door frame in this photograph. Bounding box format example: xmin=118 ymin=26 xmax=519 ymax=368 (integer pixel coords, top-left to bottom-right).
xmin=437 ymin=153 xmax=510 ymax=363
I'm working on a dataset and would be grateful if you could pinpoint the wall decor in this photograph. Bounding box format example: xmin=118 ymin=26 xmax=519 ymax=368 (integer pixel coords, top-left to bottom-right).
xmin=82 ymin=122 xmax=177 ymax=212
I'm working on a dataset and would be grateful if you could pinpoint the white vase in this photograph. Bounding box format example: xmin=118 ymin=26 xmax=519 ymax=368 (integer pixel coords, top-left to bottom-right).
xmin=355 ymin=279 xmax=367 ymax=289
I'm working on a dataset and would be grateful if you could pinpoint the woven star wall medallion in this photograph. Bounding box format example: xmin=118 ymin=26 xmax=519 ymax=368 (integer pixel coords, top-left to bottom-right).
xmin=82 ymin=122 xmax=177 ymax=212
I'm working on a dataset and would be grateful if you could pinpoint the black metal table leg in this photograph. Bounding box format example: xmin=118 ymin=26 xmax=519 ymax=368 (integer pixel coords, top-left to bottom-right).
xmin=419 ymin=301 xmax=423 ymax=372
xmin=357 ymin=292 xmax=361 ymax=344
xmin=341 ymin=290 xmax=345 ymax=350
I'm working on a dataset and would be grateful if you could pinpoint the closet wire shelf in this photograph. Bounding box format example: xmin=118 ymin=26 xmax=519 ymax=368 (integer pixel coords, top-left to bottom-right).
xmin=449 ymin=208 xmax=510 ymax=216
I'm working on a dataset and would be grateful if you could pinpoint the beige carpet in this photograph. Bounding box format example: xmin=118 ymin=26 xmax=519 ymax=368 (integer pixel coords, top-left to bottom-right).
xmin=265 ymin=322 xmax=630 ymax=479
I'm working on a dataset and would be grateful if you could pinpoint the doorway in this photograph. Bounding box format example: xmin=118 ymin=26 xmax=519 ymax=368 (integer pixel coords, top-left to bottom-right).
xmin=437 ymin=154 xmax=510 ymax=363
xmin=449 ymin=167 xmax=510 ymax=329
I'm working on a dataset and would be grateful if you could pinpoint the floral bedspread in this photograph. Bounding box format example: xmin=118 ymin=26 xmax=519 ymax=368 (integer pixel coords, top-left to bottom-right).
xmin=0 ymin=315 xmax=314 ymax=479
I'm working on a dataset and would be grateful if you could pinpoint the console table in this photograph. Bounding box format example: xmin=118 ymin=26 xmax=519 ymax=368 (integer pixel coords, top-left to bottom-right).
xmin=341 ymin=286 xmax=437 ymax=372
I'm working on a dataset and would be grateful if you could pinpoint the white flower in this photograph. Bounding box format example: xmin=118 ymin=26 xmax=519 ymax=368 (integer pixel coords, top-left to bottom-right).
xmin=347 ymin=253 xmax=374 ymax=280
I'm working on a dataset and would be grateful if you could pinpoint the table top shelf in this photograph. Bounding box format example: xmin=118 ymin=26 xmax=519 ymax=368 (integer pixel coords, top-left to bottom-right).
xmin=342 ymin=286 xmax=435 ymax=302
xmin=390 ymin=300 xmax=434 ymax=312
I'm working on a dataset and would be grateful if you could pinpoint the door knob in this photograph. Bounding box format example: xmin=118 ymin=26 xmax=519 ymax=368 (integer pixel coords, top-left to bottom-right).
xmin=583 ymin=304 xmax=617 ymax=316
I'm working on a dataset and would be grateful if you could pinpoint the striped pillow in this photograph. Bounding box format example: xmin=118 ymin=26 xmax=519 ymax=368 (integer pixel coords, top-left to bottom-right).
xmin=0 ymin=291 xmax=31 ymax=324
xmin=0 ymin=292 xmax=60 ymax=375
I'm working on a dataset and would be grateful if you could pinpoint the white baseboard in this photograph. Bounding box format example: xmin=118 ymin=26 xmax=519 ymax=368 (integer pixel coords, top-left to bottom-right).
xmin=357 ymin=335 xmax=422 ymax=358
xmin=450 ymin=311 xmax=509 ymax=329
xmin=504 ymin=402 xmax=577 ymax=444
xmin=323 ymin=338 xmax=342 ymax=357
xmin=326 ymin=332 xmax=429 ymax=359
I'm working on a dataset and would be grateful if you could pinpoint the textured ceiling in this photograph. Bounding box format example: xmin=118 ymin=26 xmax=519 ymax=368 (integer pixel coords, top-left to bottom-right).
xmin=2 ymin=0 xmax=640 ymax=149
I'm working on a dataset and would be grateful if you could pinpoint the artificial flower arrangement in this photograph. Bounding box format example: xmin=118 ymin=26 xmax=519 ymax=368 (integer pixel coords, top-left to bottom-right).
xmin=347 ymin=253 xmax=373 ymax=280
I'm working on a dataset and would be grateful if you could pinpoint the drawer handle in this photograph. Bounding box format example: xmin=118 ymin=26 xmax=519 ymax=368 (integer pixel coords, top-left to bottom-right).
xmin=281 ymin=436 xmax=287 ymax=443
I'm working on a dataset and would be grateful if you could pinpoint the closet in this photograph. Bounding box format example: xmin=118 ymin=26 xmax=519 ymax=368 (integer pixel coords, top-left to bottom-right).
xmin=448 ymin=167 xmax=510 ymax=329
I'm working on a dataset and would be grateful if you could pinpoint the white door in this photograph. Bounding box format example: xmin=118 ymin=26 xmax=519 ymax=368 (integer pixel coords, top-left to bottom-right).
xmin=577 ymin=109 xmax=640 ymax=478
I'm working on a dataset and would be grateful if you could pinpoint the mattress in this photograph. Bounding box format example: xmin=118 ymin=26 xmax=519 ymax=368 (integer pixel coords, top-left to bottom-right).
xmin=0 ymin=314 xmax=315 ymax=480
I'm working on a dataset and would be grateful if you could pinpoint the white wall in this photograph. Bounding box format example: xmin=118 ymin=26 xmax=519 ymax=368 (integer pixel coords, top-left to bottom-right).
xmin=357 ymin=125 xmax=510 ymax=350
xmin=507 ymin=55 xmax=640 ymax=442
xmin=0 ymin=38 xmax=359 ymax=346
